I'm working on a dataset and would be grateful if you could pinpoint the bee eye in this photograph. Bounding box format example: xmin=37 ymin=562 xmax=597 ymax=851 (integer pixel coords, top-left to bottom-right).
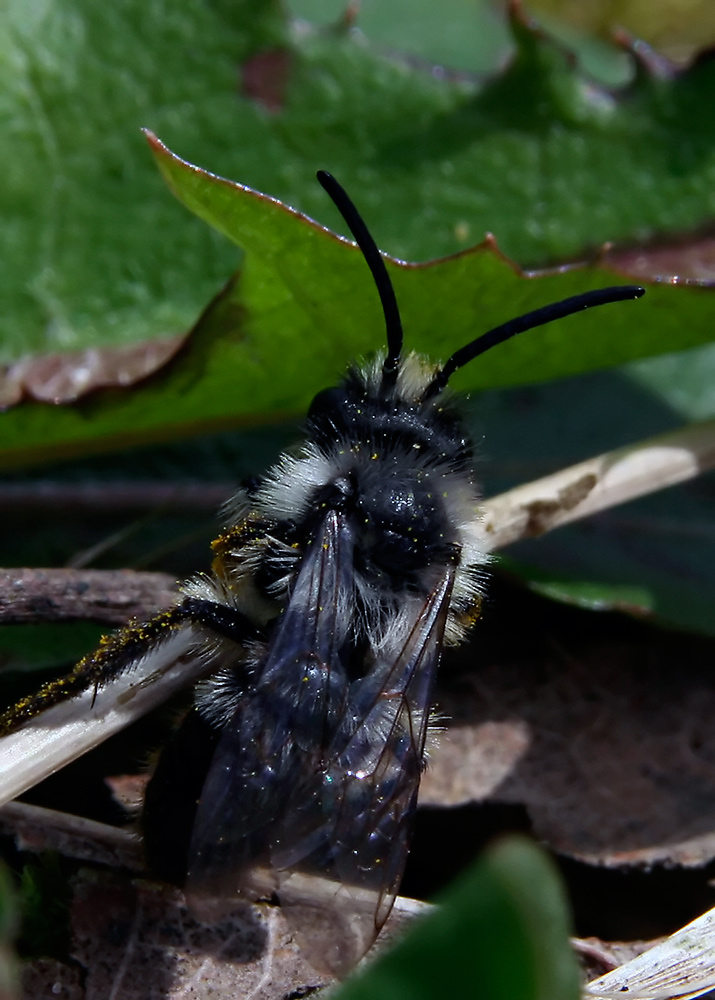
xmin=307 ymin=386 xmax=358 ymax=448
xmin=307 ymin=386 xmax=347 ymax=425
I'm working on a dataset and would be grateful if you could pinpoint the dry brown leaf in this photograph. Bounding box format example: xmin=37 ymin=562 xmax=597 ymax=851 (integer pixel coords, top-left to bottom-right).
xmin=0 ymin=336 xmax=185 ymax=410
xmin=422 ymin=632 xmax=715 ymax=867
xmin=69 ymin=876 xmax=328 ymax=1000
xmin=104 ymin=775 xmax=150 ymax=816
xmin=59 ymin=875 xmax=425 ymax=1000
xmin=21 ymin=958 xmax=82 ymax=1000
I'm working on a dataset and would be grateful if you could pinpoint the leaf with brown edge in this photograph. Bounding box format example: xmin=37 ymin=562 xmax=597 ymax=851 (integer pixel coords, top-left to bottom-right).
xmin=1 ymin=134 xmax=714 ymax=471
xmin=5 ymin=0 xmax=715 ymax=370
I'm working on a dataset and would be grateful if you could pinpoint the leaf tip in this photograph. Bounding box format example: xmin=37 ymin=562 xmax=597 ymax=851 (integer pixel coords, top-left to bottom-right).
xmin=142 ymin=129 xmax=171 ymax=160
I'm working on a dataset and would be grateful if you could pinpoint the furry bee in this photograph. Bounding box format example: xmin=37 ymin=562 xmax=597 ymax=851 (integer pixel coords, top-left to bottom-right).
xmin=0 ymin=172 xmax=643 ymax=975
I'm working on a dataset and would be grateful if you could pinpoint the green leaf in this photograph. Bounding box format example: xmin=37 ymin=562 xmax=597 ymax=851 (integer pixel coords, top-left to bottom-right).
xmin=291 ymin=0 xmax=514 ymax=76
xmin=528 ymin=575 xmax=653 ymax=615
xmin=3 ymin=0 xmax=715 ymax=369
xmin=1 ymin=0 xmax=247 ymax=362
xmin=334 ymin=837 xmax=579 ymax=1000
xmin=1 ymin=133 xmax=714 ymax=468
xmin=145 ymin=6 xmax=715 ymax=269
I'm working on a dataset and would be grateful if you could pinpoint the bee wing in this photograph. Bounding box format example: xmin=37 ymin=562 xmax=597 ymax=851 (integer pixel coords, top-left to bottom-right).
xmin=186 ymin=504 xmax=454 ymax=975
xmin=185 ymin=509 xmax=354 ymax=916
xmin=270 ymin=567 xmax=455 ymax=975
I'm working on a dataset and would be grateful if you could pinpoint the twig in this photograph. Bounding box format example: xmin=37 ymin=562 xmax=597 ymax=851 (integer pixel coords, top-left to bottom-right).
xmin=479 ymin=418 xmax=715 ymax=552
xmin=0 ymin=800 xmax=143 ymax=871
xmin=586 ymin=902 xmax=715 ymax=999
xmin=0 ymin=626 xmax=210 ymax=807
xmin=0 ymin=568 xmax=177 ymax=624
xmin=0 ymin=481 xmax=233 ymax=514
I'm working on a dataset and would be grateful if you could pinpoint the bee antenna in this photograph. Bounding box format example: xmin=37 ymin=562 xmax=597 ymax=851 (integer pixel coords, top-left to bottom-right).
xmin=317 ymin=171 xmax=403 ymax=386
xmin=424 ymin=285 xmax=646 ymax=400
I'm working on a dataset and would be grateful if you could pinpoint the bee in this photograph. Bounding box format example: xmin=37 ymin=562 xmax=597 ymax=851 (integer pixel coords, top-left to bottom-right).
xmin=0 ymin=171 xmax=644 ymax=975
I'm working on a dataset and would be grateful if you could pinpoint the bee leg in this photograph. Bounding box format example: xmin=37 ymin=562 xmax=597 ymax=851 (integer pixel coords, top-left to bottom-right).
xmin=0 ymin=605 xmax=195 ymax=735
xmin=179 ymin=597 xmax=255 ymax=644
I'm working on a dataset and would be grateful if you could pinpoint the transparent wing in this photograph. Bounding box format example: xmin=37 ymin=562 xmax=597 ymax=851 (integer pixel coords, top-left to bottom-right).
xmin=271 ymin=568 xmax=455 ymax=975
xmin=185 ymin=509 xmax=354 ymax=918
